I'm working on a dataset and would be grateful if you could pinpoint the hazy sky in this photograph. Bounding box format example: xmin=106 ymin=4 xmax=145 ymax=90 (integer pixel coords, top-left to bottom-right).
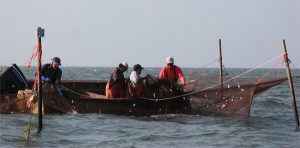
xmin=0 ymin=0 xmax=299 ymax=68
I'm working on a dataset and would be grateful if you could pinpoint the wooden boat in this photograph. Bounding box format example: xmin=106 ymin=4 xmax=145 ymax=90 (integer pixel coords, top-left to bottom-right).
xmin=1 ymin=64 xmax=293 ymax=117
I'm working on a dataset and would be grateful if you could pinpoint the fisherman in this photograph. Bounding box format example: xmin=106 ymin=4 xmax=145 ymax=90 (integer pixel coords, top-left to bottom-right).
xmin=129 ymin=64 xmax=149 ymax=96
xmin=106 ymin=62 xmax=129 ymax=98
xmin=159 ymin=57 xmax=186 ymax=86
xmin=41 ymin=57 xmax=63 ymax=95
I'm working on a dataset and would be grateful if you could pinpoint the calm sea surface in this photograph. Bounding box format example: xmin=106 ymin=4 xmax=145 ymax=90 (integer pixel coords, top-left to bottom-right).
xmin=1 ymin=66 xmax=299 ymax=147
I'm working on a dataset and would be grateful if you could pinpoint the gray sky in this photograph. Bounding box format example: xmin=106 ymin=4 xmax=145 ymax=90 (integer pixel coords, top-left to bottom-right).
xmin=0 ymin=0 xmax=299 ymax=68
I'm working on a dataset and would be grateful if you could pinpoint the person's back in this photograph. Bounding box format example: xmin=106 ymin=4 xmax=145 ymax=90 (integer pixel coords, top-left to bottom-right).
xmin=106 ymin=62 xmax=129 ymax=98
xmin=107 ymin=67 xmax=124 ymax=89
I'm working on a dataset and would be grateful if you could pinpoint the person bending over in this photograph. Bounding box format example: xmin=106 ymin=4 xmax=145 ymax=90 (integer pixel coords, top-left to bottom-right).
xmin=41 ymin=57 xmax=63 ymax=95
xmin=106 ymin=62 xmax=129 ymax=98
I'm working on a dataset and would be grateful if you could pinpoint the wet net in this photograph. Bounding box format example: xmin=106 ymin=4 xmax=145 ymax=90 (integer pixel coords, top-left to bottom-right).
xmin=135 ymin=54 xmax=297 ymax=117
xmin=0 ymin=54 xmax=298 ymax=117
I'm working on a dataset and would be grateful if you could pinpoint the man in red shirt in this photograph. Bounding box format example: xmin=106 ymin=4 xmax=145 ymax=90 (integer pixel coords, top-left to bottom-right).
xmin=158 ymin=57 xmax=186 ymax=86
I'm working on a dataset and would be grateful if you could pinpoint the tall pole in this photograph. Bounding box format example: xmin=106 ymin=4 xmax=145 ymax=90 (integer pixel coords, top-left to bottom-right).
xmin=219 ymin=39 xmax=224 ymax=99
xmin=282 ymin=39 xmax=299 ymax=127
xmin=37 ymin=27 xmax=45 ymax=131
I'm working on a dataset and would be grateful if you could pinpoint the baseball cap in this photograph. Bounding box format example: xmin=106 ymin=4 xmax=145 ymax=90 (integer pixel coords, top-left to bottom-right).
xmin=133 ymin=64 xmax=144 ymax=71
xmin=166 ymin=57 xmax=174 ymax=64
xmin=52 ymin=57 xmax=61 ymax=65
xmin=121 ymin=61 xmax=128 ymax=70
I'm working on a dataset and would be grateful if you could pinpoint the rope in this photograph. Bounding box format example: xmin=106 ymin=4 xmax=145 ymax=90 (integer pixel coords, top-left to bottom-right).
xmin=255 ymin=55 xmax=282 ymax=84
xmin=140 ymin=53 xmax=283 ymax=101
xmin=24 ymin=43 xmax=42 ymax=108
xmin=282 ymin=51 xmax=297 ymax=69
xmin=60 ymin=85 xmax=94 ymax=98
xmin=46 ymin=53 xmax=286 ymax=103
xmin=202 ymin=58 xmax=219 ymax=68
xmin=277 ymin=61 xmax=284 ymax=79
xmin=188 ymin=58 xmax=219 ymax=79
xmin=277 ymin=51 xmax=298 ymax=78
xmin=289 ymin=60 xmax=297 ymax=69
xmin=221 ymin=65 xmax=229 ymax=76
xmin=24 ymin=97 xmax=35 ymax=140
xmin=24 ymin=45 xmax=40 ymax=69
xmin=221 ymin=64 xmax=237 ymax=87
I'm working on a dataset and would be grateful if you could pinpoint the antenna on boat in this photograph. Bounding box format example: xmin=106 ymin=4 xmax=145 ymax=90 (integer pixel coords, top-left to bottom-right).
xmin=282 ymin=39 xmax=299 ymax=127
xmin=37 ymin=27 xmax=45 ymax=131
xmin=219 ymin=39 xmax=224 ymax=99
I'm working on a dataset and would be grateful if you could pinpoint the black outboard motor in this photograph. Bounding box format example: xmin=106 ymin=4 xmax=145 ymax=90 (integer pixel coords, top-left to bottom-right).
xmin=0 ymin=64 xmax=28 ymax=95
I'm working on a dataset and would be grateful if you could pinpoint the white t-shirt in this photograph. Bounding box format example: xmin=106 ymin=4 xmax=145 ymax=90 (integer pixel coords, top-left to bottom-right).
xmin=130 ymin=71 xmax=141 ymax=88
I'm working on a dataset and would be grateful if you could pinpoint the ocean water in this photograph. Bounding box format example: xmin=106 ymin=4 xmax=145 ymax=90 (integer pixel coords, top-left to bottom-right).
xmin=1 ymin=66 xmax=299 ymax=147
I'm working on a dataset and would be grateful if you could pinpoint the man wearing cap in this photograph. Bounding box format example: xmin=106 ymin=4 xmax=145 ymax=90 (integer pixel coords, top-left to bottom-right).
xmin=106 ymin=62 xmax=129 ymax=98
xmin=41 ymin=57 xmax=63 ymax=95
xmin=129 ymin=64 xmax=149 ymax=96
xmin=159 ymin=57 xmax=186 ymax=86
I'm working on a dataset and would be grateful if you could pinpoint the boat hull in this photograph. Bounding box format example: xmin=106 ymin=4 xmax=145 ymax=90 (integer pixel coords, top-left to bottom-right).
xmin=0 ymin=64 xmax=291 ymax=117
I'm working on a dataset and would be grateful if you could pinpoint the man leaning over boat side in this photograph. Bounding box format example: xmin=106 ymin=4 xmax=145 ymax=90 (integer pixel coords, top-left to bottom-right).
xmin=159 ymin=57 xmax=186 ymax=87
xmin=106 ymin=62 xmax=129 ymax=98
xmin=129 ymin=64 xmax=149 ymax=96
xmin=41 ymin=57 xmax=63 ymax=95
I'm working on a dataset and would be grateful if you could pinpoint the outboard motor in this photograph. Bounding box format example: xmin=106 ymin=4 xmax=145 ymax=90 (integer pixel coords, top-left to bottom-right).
xmin=0 ymin=64 xmax=28 ymax=94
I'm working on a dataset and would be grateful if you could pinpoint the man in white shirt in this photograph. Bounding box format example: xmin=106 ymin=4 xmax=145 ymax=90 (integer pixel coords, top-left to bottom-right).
xmin=130 ymin=64 xmax=149 ymax=96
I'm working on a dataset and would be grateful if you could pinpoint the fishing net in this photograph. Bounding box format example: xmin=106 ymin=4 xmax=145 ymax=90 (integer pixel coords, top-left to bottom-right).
xmin=0 ymin=83 xmax=73 ymax=114
xmin=0 ymin=55 xmax=298 ymax=117
xmin=134 ymin=69 xmax=290 ymax=117
xmin=133 ymin=55 xmax=297 ymax=117
xmin=184 ymin=76 xmax=289 ymax=116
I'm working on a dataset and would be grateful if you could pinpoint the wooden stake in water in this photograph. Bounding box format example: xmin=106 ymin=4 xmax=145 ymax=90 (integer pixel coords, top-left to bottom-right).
xmin=282 ymin=39 xmax=299 ymax=127
xmin=219 ymin=39 xmax=224 ymax=99
xmin=37 ymin=27 xmax=45 ymax=131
